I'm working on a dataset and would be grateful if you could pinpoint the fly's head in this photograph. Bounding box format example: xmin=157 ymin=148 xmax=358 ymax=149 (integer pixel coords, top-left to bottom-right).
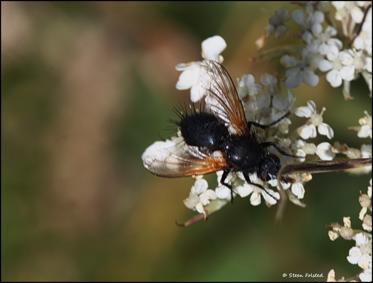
xmin=258 ymin=153 xmax=281 ymax=181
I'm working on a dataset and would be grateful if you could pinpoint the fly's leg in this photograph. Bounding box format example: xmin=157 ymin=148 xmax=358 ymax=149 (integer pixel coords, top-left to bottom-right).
xmin=243 ymin=173 xmax=278 ymax=204
xmin=248 ymin=111 xmax=290 ymax=131
xmin=220 ymin=169 xmax=234 ymax=203
xmin=243 ymin=172 xmax=266 ymax=190
xmin=261 ymin=142 xmax=300 ymax=158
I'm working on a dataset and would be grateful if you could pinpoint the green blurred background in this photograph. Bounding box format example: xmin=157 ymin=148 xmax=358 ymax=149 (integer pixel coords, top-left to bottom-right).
xmin=2 ymin=2 xmax=371 ymax=281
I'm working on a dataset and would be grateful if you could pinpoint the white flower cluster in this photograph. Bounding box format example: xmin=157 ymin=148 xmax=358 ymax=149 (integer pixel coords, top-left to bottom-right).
xmin=327 ymin=179 xmax=372 ymax=282
xmin=265 ymin=2 xmax=372 ymax=98
xmin=174 ymin=35 xmax=337 ymax=217
xmin=292 ymin=111 xmax=372 ymax=167
xmin=144 ymin=2 xmax=371 ymax=226
xmin=327 ymin=110 xmax=372 ymax=282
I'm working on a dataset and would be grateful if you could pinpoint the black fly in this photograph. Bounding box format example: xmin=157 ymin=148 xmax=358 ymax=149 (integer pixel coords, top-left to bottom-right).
xmin=143 ymin=61 xmax=296 ymax=196
xmin=142 ymin=60 xmax=372 ymax=225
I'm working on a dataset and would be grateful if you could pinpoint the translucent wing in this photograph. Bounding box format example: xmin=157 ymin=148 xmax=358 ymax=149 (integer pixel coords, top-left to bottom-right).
xmin=142 ymin=136 xmax=228 ymax=177
xmin=201 ymin=60 xmax=248 ymax=136
xmin=280 ymin=158 xmax=372 ymax=176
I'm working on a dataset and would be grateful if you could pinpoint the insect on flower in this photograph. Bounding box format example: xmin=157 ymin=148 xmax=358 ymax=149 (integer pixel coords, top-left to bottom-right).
xmin=142 ymin=61 xmax=297 ymax=198
xmin=142 ymin=60 xmax=372 ymax=226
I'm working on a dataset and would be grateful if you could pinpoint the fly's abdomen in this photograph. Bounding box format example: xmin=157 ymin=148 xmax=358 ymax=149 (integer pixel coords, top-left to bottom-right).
xmin=180 ymin=112 xmax=229 ymax=151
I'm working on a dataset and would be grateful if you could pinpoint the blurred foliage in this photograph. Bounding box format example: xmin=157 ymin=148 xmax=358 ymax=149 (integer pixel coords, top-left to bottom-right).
xmin=2 ymin=1 xmax=371 ymax=281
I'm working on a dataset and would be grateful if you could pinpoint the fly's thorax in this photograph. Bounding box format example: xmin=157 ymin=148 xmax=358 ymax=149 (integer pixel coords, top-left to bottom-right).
xmin=224 ymin=136 xmax=264 ymax=169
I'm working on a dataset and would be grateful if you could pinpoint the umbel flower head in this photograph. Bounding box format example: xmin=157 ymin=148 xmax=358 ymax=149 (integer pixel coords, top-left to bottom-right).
xmin=149 ymin=3 xmax=372 ymax=282
xmin=142 ymin=33 xmax=350 ymax=221
xmin=140 ymin=4 xmax=372 ymax=282
xmin=143 ymin=1 xmax=371 ymax=232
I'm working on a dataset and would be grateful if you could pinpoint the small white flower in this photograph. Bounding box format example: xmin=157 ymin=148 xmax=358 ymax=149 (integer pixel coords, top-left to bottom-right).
xmin=293 ymin=139 xmax=317 ymax=158
xmin=235 ymin=173 xmax=280 ymax=206
xmin=238 ymin=74 xmax=261 ymax=98
xmin=357 ymin=112 xmax=372 ymax=139
xmin=295 ymin=100 xmax=334 ymax=139
xmin=281 ymin=53 xmax=320 ymax=88
xmin=191 ymin=177 xmax=208 ymax=195
xmin=184 ymin=177 xmax=217 ymax=214
xmin=176 ymin=35 xmax=227 ymax=102
xmin=328 ymin=230 xmax=339 ymax=241
xmin=184 ymin=193 xmax=200 ymax=211
xmin=267 ymin=8 xmax=289 ymax=37
xmin=318 ymin=50 xmax=356 ymax=88
xmin=347 ymin=246 xmax=364 ymax=265
xmin=332 ymin=1 xmax=366 ymax=24
xmin=347 ymin=232 xmax=372 ymax=271
xmin=213 ymin=171 xmax=235 ymax=201
xmin=303 ymin=25 xmax=342 ymax=56
xmin=290 ymin=182 xmax=306 ymax=199
xmin=316 ymin=142 xmax=336 ymax=161
xmin=275 ymin=179 xmax=306 ymax=199
xmin=293 ymin=5 xmax=324 ymax=35
xmin=176 ymin=62 xmax=210 ymax=102
xmin=199 ymin=189 xmax=217 ymax=206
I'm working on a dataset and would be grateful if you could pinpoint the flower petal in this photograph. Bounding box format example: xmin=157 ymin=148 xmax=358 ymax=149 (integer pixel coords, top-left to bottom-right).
xmin=195 ymin=203 xmax=205 ymax=214
xmin=291 ymin=183 xmax=305 ymax=199
xmin=340 ymin=66 xmax=355 ymax=81
xmin=295 ymin=106 xmax=313 ymax=118
xmin=199 ymin=189 xmax=217 ymax=205
xmin=359 ymin=269 xmax=372 ymax=282
xmin=262 ymin=189 xmax=279 ymax=206
xmin=285 ymin=69 xmax=303 ymax=88
xmin=316 ymin=142 xmax=335 ymax=160
xmin=201 ymin=35 xmax=227 ymax=62
xmin=297 ymin=124 xmax=317 ymax=139
xmin=184 ymin=193 xmax=200 ymax=210
xmin=347 ymin=246 xmax=361 ymax=264
xmin=215 ymin=185 xmax=231 ymax=200
xmin=250 ymin=191 xmax=261 ymax=206
xmin=190 ymin=83 xmax=207 ymax=102
xmin=326 ymin=70 xmax=343 ymax=87
xmin=354 ymin=232 xmax=369 ymax=245
xmin=318 ymin=59 xmax=333 ymax=72
xmin=307 ymin=100 xmax=317 ymax=113
xmin=191 ymin=178 xmax=208 ymax=195
xmin=236 ymin=184 xmax=253 ymax=198
xmin=303 ymin=69 xmax=319 ymax=86
xmin=318 ymin=123 xmax=334 ymax=139
xmin=176 ymin=65 xmax=200 ymax=90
